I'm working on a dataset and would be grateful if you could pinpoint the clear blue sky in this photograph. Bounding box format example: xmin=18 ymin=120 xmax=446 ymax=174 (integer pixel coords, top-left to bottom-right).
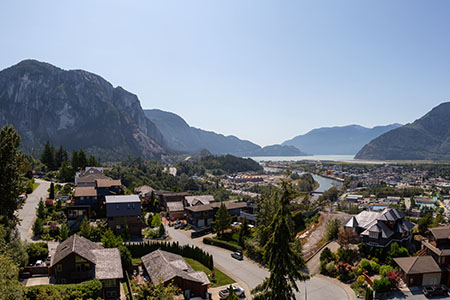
xmin=1 ymin=1 xmax=450 ymax=146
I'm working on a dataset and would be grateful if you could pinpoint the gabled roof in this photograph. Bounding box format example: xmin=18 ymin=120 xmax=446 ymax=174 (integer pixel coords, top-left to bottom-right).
xmin=77 ymin=170 xmax=111 ymax=183
xmin=96 ymin=179 xmax=122 ymax=188
xmin=361 ymin=220 xmax=394 ymax=239
xmin=429 ymin=226 xmax=450 ymax=240
xmin=344 ymin=216 xmax=358 ymax=228
xmin=394 ymin=256 xmax=441 ymax=275
xmin=377 ymin=208 xmax=404 ymax=221
xmin=52 ymin=234 xmax=103 ymax=266
xmin=142 ymin=250 xmax=209 ymax=286
xmin=105 ymin=195 xmax=140 ymax=204
xmin=74 ymin=186 xmax=97 ymax=197
xmin=185 ymin=195 xmax=214 ymax=206
xmin=344 ymin=211 xmax=379 ymax=229
xmin=166 ymin=201 xmax=184 ymax=212
xmin=91 ymin=248 xmax=123 ymax=280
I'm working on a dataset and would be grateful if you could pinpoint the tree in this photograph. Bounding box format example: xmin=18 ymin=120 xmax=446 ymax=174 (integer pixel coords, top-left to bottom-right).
xmin=49 ymin=182 xmax=55 ymax=199
xmin=418 ymin=212 xmax=432 ymax=233
xmin=337 ymin=229 xmax=359 ymax=249
xmin=101 ymin=229 xmax=123 ymax=248
xmin=228 ymin=285 xmax=239 ymax=300
xmin=88 ymin=155 xmax=98 ymax=167
xmin=37 ymin=198 xmax=46 ymax=219
xmin=365 ymin=287 xmax=373 ymax=300
xmin=32 ymin=218 xmax=44 ymax=237
xmin=0 ymin=254 xmax=23 ymax=300
xmin=55 ymin=146 xmax=68 ymax=169
xmin=158 ymin=223 xmax=165 ymax=237
xmin=0 ymin=125 xmax=24 ymax=231
xmin=238 ymin=218 xmax=250 ymax=247
xmin=60 ymin=223 xmax=69 ymax=241
xmin=80 ymin=217 xmax=92 ymax=239
xmin=212 ymin=202 xmax=232 ymax=237
xmin=135 ymin=277 xmax=180 ymax=300
xmin=40 ymin=141 xmax=56 ymax=171
xmin=325 ymin=218 xmax=341 ymax=241
xmin=119 ymin=245 xmax=132 ymax=270
xmin=252 ymin=182 xmax=309 ymax=300
xmin=59 ymin=160 xmax=74 ymax=183
xmin=151 ymin=214 xmax=162 ymax=228
xmin=26 ymin=242 xmax=49 ymax=263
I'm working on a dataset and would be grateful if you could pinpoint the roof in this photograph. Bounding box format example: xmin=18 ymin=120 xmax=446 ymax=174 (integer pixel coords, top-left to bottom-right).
xmin=185 ymin=195 xmax=214 ymax=206
xmin=394 ymin=256 xmax=442 ymax=275
xmin=429 ymin=226 xmax=450 ymax=240
xmin=422 ymin=240 xmax=450 ymax=256
xmin=74 ymin=186 xmax=97 ymax=197
xmin=142 ymin=250 xmax=209 ymax=286
xmin=135 ymin=185 xmax=154 ymax=197
xmin=377 ymin=208 xmax=404 ymax=222
xmin=77 ymin=171 xmax=111 ymax=183
xmin=51 ymin=234 xmax=103 ymax=266
xmin=166 ymin=201 xmax=184 ymax=212
xmin=91 ymin=248 xmax=123 ymax=280
xmin=185 ymin=201 xmax=247 ymax=213
xmin=96 ymin=179 xmax=122 ymax=188
xmin=344 ymin=210 xmax=379 ymax=228
xmin=105 ymin=195 xmax=140 ymax=204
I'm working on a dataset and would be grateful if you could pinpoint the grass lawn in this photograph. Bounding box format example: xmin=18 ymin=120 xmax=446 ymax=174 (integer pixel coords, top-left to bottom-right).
xmin=184 ymin=257 xmax=235 ymax=288
xmin=132 ymin=258 xmax=142 ymax=265
xmin=32 ymin=182 xmax=40 ymax=192
xmin=122 ymin=282 xmax=128 ymax=295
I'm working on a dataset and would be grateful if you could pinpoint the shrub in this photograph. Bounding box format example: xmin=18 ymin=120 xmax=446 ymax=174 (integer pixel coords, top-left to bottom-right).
xmin=203 ymin=237 xmax=242 ymax=252
xmin=370 ymin=261 xmax=380 ymax=275
xmin=325 ymin=261 xmax=336 ymax=275
xmin=320 ymin=247 xmax=335 ymax=263
xmin=372 ymin=276 xmax=391 ymax=293
xmin=360 ymin=260 xmax=372 ymax=273
xmin=337 ymin=248 xmax=358 ymax=264
xmin=26 ymin=242 xmax=48 ymax=264
xmin=379 ymin=265 xmax=394 ymax=277
xmin=386 ymin=270 xmax=402 ymax=287
xmin=357 ymin=275 xmax=366 ymax=286
xmin=24 ymin=279 xmax=102 ymax=300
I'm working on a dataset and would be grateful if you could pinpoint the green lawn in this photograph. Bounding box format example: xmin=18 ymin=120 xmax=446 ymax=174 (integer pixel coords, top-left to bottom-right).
xmin=184 ymin=257 xmax=235 ymax=288
xmin=32 ymin=182 xmax=40 ymax=192
xmin=132 ymin=258 xmax=142 ymax=265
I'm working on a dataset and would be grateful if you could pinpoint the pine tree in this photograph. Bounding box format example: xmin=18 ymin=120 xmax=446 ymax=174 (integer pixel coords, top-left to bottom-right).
xmin=228 ymin=285 xmax=239 ymax=300
xmin=365 ymin=287 xmax=373 ymax=300
xmin=37 ymin=198 xmax=46 ymax=219
xmin=77 ymin=149 xmax=88 ymax=170
xmin=59 ymin=160 xmax=74 ymax=182
xmin=49 ymin=182 xmax=55 ymax=199
xmin=60 ymin=223 xmax=69 ymax=241
xmin=40 ymin=141 xmax=56 ymax=171
xmin=252 ymin=181 xmax=309 ymax=300
xmin=0 ymin=125 xmax=24 ymax=231
xmin=88 ymin=155 xmax=98 ymax=166
xmin=80 ymin=217 xmax=91 ymax=239
xmin=212 ymin=202 xmax=232 ymax=237
xmin=71 ymin=150 xmax=80 ymax=171
xmin=54 ymin=146 xmax=68 ymax=169
xmin=32 ymin=218 xmax=44 ymax=237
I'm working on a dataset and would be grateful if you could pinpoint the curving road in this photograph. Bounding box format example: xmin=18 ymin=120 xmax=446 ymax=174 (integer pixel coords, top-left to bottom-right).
xmin=17 ymin=179 xmax=50 ymax=242
xmin=167 ymin=226 xmax=349 ymax=300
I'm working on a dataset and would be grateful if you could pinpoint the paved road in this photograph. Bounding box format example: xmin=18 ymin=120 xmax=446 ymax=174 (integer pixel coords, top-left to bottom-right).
xmin=17 ymin=179 xmax=50 ymax=242
xmin=167 ymin=227 xmax=349 ymax=300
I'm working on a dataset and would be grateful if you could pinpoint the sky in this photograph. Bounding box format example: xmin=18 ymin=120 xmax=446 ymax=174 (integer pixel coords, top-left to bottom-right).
xmin=1 ymin=1 xmax=450 ymax=146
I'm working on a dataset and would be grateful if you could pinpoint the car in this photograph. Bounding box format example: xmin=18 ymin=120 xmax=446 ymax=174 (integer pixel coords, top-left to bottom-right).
xmin=231 ymin=250 xmax=243 ymax=261
xmin=35 ymin=260 xmax=43 ymax=267
xmin=174 ymin=221 xmax=182 ymax=229
xmin=424 ymin=285 xmax=448 ymax=297
xmin=231 ymin=222 xmax=242 ymax=227
xmin=218 ymin=285 xmax=245 ymax=299
xmin=247 ymin=224 xmax=255 ymax=228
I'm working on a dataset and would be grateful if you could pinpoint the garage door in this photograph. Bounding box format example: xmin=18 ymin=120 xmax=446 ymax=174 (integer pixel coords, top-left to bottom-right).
xmin=422 ymin=273 xmax=441 ymax=286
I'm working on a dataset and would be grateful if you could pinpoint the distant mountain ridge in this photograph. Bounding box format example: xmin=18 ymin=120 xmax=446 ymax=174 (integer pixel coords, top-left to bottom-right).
xmin=282 ymin=124 xmax=402 ymax=155
xmin=0 ymin=60 xmax=165 ymax=160
xmin=356 ymin=102 xmax=450 ymax=161
xmin=144 ymin=109 xmax=304 ymax=156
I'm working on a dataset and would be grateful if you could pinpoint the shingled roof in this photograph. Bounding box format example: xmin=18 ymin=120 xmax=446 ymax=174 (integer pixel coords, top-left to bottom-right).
xmin=52 ymin=234 xmax=102 ymax=266
xmin=394 ymin=256 xmax=442 ymax=275
xmin=429 ymin=226 xmax=450 ymax=240
xmin=142 ymin=250 xmax=209 ymax=286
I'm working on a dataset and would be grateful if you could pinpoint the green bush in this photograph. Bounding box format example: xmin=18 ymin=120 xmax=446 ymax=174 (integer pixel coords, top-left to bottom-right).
xmin=26 ymin=242 xmax=48 ymax=264
xmin=360 ymin=260 xmax=372 ymax=273
xmin=320 ymin=247 xmax=335 ymax=263
xmin=24 ymin=279 xmax=102 ymax=300
xmin=203 ymin=237 xmax=242 ymax=252
xmin=373 ymin=276 xmax=391 ymax=293
xmin=379 ymin=265 xmax=394 ymax=277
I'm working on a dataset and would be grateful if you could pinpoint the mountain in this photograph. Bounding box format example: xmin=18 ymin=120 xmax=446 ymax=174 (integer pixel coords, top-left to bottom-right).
xmin=356 ymin=102 xmax=450 ymax=161
xmin=0 ymin=60 xmax=165 ymax=160
xmin=144 ymin=109 xmax=261 ymax=156
xmin=250 ymin=145 xmax=307 ymax=156
xmin=282 ymin=124 xmax=402 ymax=155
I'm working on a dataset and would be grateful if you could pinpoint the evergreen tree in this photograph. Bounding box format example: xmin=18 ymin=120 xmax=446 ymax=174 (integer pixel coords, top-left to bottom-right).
xmin=49 ymin=182 xmax=55 ymax=199
xmin=37 ymin=198 xmax=46 ymax=219
xmin=59 ymin=160 xmax=74 ymax=182
xmin=32 ymin=218 xmax=44 ymax=237
xmin=54 ymin=146 xmax=68 ymax=169
xmin=0 ymin=125 xmax=24 ymax=231
xmin=101 ymin=229 xmax=123 ymax=248
xmin=88 ymin=155 xmax=98 ymax=166
xmin=80 ymin=217 xmax=91 ymax=239
xmin=71 ymin=150 xmax=80 ymax=171
xmin=238 ymin=218 xmax=250 ymax=247
xmin=252 ymin=182 xmax=309 ymax=300
xmin=228 ymin=285 xmax=239 ymax=300
xmin=0 ymin=254 xmax=23 ymax=300
xmin=212 ymin=202 xmax=232 ymax=237
xmin=365 ymin=287 xmax=373 ymax=300
xmin=158 ymin=223 xmax=165 ymax=237
xmin=60 ymin=223 xmax=69 ymax=241
xmin=78 ymin=149 xmax=88 ymax=170
xmin=151 ymin=214 xmax=162 ymax=228
xmin=40 ymin=141 xmax=56 ymax=171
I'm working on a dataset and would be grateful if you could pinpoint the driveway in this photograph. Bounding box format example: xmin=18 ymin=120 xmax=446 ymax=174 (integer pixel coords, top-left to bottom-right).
xmin=17 ymin=179 xmax=50 ymax=242
xmin=167 ymin=227 xmax=349 ymax=300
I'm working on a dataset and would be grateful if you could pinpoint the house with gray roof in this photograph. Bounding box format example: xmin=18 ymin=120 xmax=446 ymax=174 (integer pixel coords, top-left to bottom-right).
xmin=344 ymin=208 xmax=414 ymax=248
xmin=394 ymin=256 xmax=442 ymax=287
xmin=422 ymin=225 xmax=450 ymax=286
xmin=51 ymin=234 xmax=123 ymax=299
xmin=141 ymin=250 xmax=209 ymax=298
xmin=105 ymin=195 xmax=142 ymax=238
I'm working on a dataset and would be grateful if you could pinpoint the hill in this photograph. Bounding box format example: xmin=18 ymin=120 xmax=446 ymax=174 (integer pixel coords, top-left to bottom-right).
xmin=250 ymin=144 xmax=307 ymax=156
xmin=356 ymin=102 xmax=450 ymax=160
xmin=282 ymin=124 xmax=402 ymax=155
xmin=0 ymin=60 xmax=165 ymax=160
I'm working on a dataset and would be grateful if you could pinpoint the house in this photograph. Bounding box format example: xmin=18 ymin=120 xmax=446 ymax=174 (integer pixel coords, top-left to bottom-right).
xmin=394 ymin=256 xmax=442 ymax=287
xmin=134 ymin=185 xmax=154 ymax=205
xmin=141 ymin=250 xmax=209 ymax=298
xmin=74 ymin=186 xmax=99 ymax=208
xmin=422 ymin=226 xmax=450 ymax=286
xmin=75 ymin=167 xmax=109 ymax=187
xmin=184 ymin=195 xmax=214 ymax=207
xmin=73 ymin=180 xmax=123 ymax=209
xmin=343 ymin=208 xmax=414 ymax=248
xmin=166 ymin=201 xmax=185 ymax=221
xmin=414 ymin=196 xmax=437 ymax=209
xmin=158 ymin=191 xmax=191 ymax=211
xmin=346 ymin=194 xmax=363 ymax=203
xmin=105 ymin=195 xmax=142 ymax=238
xmin=51 ymin=234 xmax=123 ymax=299
xmin=95 ymin=179 xmax=122 ymax=198
xmin=185 ymin=202 xmax=247 ymax=228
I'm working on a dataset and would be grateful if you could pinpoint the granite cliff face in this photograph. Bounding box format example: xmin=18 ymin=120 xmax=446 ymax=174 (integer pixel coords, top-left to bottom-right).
xmin=356 ymin=102 xmax=450 ymax=161
xmin=0 ymin=60 xmax=165 ymax=160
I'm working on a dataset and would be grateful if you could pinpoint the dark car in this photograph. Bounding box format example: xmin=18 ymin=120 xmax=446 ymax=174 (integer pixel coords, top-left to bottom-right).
xmin=424 ymin=285 xmax=448 ymax=298
xmin=231 ymin=250 xmax=243 ymax=261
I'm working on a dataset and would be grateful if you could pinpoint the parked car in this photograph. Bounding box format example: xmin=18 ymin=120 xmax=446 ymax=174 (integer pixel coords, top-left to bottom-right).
xmin=174 ymin=221 xmax=182 ymax=229
xmin=231 ymin=250 xmax=243 ymax=261
xmin=35 ymin=260 xmax=43 ymax=267
xmin=219 ymin=285 xmax=245 ymax=299
xmin=231 ymin=222 xmax=242 ymax=227
xmin=424 ymin=285 xmax=448 ymax=297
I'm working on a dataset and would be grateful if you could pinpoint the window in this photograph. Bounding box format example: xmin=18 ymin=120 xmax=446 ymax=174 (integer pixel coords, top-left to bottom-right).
xmin=127 ymin=204 xmax=131 ymax=209
xmin=369 ymin=231 xmax=378 ymax=239
xmin=106 ymin=291 xmax=116 ymax=298
xmin=104 ymin=279 xmax=116 ymax=287
xmin=57 ymin=264 xmax=62 ymax=272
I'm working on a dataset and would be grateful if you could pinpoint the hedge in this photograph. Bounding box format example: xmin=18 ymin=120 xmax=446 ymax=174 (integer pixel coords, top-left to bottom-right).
xmin=24 ymin=279 xmax=102 ymax=300
xmin=203 ymin=237 xmax=242 ymax=252
xmin=126 ymin=241 xmax=214 ymax=270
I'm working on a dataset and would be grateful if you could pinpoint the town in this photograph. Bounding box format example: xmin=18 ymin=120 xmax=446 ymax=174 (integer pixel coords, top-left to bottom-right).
xmin=2 ymin=128 xmax=450 ymax=300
